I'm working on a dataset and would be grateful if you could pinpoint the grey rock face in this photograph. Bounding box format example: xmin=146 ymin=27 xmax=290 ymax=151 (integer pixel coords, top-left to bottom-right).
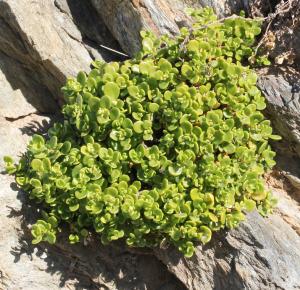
xmin=0 ymin=0 xmax=120 ymax=106
xmin=155 ymin=212 xmax=300 ymax=290
xmin=0 ymin=50 xmax=60 ymax=118
xmin=258 ymin=68 xmax=300 ymax=157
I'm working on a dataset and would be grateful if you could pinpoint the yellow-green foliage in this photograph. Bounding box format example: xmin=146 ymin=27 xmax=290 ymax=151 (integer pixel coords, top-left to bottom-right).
xmin=5 ymin=8 xmax=279 ymax=257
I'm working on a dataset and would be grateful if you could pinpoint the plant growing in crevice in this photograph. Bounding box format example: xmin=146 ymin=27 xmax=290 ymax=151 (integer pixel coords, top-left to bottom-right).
xmin=5 ymin=8 xmax=279 ymax=257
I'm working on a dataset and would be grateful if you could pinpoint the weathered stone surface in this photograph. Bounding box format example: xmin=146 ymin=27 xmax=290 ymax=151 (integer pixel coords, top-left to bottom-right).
xmin=267 ymin=0 xmax=300 ymax=68
xmin=0 ymin=64 xmax=37 ymax=119
xmin=266 ymin=171 xmax=300 ymax=235
xmin=155 ymin=212 xmax=300 ymax=290
xmin=0 ymin=115 xmax=53 ymax=170
xmin=253 ymin=0 xmax=300 ymax=190
xmin=0 ymin=50 xmax=59 ymax=115
xmin=274 ymin=187 xmax=300 ymax=235
xmin=285 ymin=174 xmax=300 ymax=191
xmin=257 ymin=68 xmax=300 ymax=157
xmin=0 ymin=0 xmax=120 ymax=106
xmin=0 ymin=115 xmax=63 ymax=290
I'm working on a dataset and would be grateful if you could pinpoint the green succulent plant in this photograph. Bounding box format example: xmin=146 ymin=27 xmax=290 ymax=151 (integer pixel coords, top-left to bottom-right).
xmin=4 ymin=8 xmax=279 ymax=257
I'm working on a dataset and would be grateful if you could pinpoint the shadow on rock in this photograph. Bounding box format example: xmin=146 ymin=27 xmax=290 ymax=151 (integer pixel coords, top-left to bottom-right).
xmin=18 ymin=114 xmax=62 ymax=137
xmin=64 ymin=0 xmax=128 ymax=63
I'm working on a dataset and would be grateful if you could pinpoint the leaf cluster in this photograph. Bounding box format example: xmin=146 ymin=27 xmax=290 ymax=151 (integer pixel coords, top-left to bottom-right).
xmin=4 ymin=8 xmax=279 ymax=257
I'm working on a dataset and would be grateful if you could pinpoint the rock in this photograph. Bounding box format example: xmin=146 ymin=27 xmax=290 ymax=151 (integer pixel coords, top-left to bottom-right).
xmin=0 ymin=115 xmax=54 ymax=170
xmin=0 ymin=116 xmax=62 ymax=290
xmin=265 ymin=171 xmax=300 ymax=235
xmin=0 ymin=62 xmax=37 ymax=119
xmin=0 ymin=50 xmax=59 ymax=115
xmin=53 ymin=0 xmax=123 ymax=61
xmin=257 ymin=67 xmax=300 ymax=157
xmin=155 ymin=212 xmax=300 ymax=290
xmin=267 ymin=0 xmax=300 ymax=68
xmin=90 ymin=0 xmax=186 ymax=56
xmin=274 ymin=187 xmax=300 ymax=235
xmin=285 ymin=174 xmax=300 ymax=191
xmin=0 ymin=0 xmax=121 ymax=106
xmin=253 ymin=2 xmax=300 ymax=156
xmin=90 ymin=0 xmax=247 ymax=56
